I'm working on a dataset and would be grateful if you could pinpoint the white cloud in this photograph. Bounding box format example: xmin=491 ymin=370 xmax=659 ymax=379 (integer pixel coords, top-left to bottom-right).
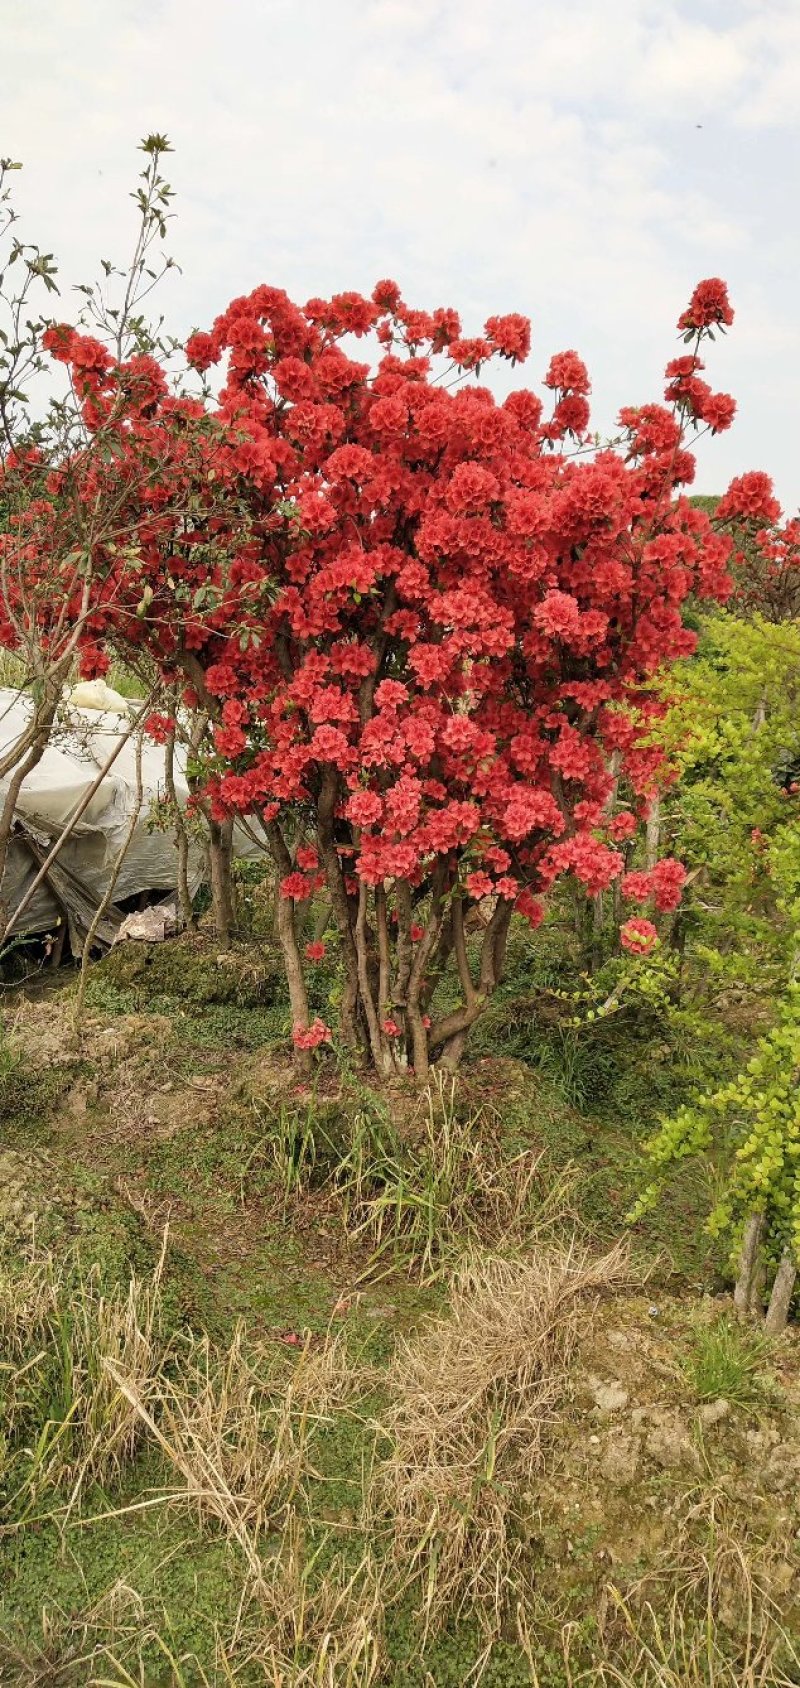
xmin=0 ymin=0 xmax=798 ymax=507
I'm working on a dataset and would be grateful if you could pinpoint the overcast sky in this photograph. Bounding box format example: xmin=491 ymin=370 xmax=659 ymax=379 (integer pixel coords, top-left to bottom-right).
xmin=2 ymin=0 xmax=798 ymax=509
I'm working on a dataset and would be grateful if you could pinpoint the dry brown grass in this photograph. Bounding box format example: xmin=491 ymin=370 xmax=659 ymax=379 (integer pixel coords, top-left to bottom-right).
xmin=88 ymin=1536 xmax=384 ymax=1687
xmin=107 ymin=1319 xmax=363 ymax=1601
xmin=611 ymin=1511 xmax=799 ymax=1686
xmin=1 ymin=1306 xmax=380 ymax=1686
xmin=239 ymin=1513 xmax=385 ymax=1686
xmin=0 ymin=1578 xmax=147 ymax=1687
xmin=372 ymin=1240 xmax=630 ymax=1649
xmin=0 ymin=1233 xmax=168 ymax=1512
xmin=6 ymin=1260 xmax=799 ymax=1688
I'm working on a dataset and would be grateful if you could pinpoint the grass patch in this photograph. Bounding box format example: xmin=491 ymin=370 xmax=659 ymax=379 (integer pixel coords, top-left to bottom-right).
xmin=0 ymin=1046 xmax=79 ymax=1147
xmin=0 ymin=1234 xmax=168 ymax=1518
xmin=577 ymin=1490 xmax=800 ymax=1687
xmin=3 ymin=930 xmax=799 ymax=1685
xmin=683 ymin=1316 xmax=773 ymax=1408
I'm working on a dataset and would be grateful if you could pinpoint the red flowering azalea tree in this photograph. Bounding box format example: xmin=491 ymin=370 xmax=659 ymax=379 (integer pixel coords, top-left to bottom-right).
xmin=48 ymin=275 xmax=742 ymax=1078
xmin=718 ymin=474 xmax=800 ymax=624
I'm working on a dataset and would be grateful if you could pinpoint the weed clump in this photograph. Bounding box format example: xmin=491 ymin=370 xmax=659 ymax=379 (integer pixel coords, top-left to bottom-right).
xmin=684 ymin=1316 xmax=772 ymax=1408
xmin=111 ymin=1319 xmax=359 ymax=1581
xmin=259 ymin=1071 xmax=573 ymax=1283
xmin=576 ymin=1491 xmax=800 ymax=1687
xmin=0 ymin=1234 xmax=168 ymax=1514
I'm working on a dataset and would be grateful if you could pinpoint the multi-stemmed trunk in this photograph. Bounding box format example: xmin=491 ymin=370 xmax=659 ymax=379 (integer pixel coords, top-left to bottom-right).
xmin=271 ymin=785 xmax=513 ymax=1080
xmin=734 ymin=1211 xmax=797 ymax=1335
xmin=0 ymin=673 xmax=69 ymax=939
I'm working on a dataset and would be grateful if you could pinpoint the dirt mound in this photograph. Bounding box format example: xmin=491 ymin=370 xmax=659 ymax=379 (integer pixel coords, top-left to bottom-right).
xmin=529 ymin=1284 xmax=800 ymax=1625
xmin=95 ymin=934 xmax=283 ymax=1009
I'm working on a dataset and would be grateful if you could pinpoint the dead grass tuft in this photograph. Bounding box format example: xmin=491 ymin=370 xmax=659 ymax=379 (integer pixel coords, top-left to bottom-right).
xmin=0 ymin=1578 xmax=146 ymax=1687
xmin=0 ymin=1233 xmax=168 ymax=1513
xmin=373 ymin=1240 xmax=629 ymax=1648
xmin=268 ymin=1069 xmax=575 ymax=1285
xmin=242 ymin=1512 xmax=385 ymax=1686
xmin=349 ymin=1071 xmax=574 ymax=1283
xmin=107 ymin=1319 xmax=363 ymax=1600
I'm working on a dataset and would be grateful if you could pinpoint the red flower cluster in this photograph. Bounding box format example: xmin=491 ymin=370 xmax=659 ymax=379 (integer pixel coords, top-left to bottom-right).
xmin=717 ymin=472 xmax=782 ymax=527
xmin=622 ymin=857 xmax=687 ymax=912
xmin=677 ymin=278 xmax=734 ymax=333
xmin=292 ymin=1017 xmax=331 ymax=1048
xmin=620 ymin=917 xmax=659 ymax=955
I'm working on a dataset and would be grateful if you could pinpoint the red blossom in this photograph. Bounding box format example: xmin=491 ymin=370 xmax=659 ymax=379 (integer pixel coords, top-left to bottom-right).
xmin=621 ymin=870 xmax=653 ymax=903
xmin=650 ymin=857 xmax=687 ymax=911
xmin=144 ymin=712 xmax=174 ymax=744
xmin=716 ymin=472 xmax=782 ymax=527
xmin=292 ymin=1018 xmax=331 ymax=1049
xmin=678 ymin=278 xmax=734 ymax=332
xmin=280 ymin=872 xmax=313 ymax=900
xmin=544 ymin=350 xmax=590 ymax=393
xmin=699 ymin=391 xmax=736 ymax=433
xmin=296 ymin=845 xmax=319 ymax=871
xmin=620 ymin=917 xmax=659 ymax=954
xmin=484 ymin=312 xmax=531 ymax=361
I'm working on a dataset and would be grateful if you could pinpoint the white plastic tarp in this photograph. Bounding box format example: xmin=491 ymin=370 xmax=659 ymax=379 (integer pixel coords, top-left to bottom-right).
xmin=0 ymin=688 xmax=263 ymax=940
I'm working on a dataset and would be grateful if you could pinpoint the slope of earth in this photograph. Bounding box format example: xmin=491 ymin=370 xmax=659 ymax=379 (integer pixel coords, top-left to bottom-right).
xmin=1 ymin=935 xmax=798 ymax=1685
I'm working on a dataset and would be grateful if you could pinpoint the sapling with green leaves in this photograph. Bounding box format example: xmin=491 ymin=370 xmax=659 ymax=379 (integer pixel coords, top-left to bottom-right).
xmin=633 ymin=982 xmax=800 ymax=1331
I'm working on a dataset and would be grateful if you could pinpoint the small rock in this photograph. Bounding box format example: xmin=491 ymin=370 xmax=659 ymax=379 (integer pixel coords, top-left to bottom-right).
xmin=647 ymin=1304 xmax=660 ymax=1318
xmin=646 ymin=1411 xmax=701 ymax=1472
xmin=762 ymin=1443 xmax=800 ymax=1496
xmin=593 ymin=1380 xmax=629 ymax=1414
xmin=602 ymin=1431 xmax=640 ymax=1485
xmin=698 ymin=1398 xmax=730 ymax=1428
xmin=770 ymin=1561 xmax=795 ymax=1595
